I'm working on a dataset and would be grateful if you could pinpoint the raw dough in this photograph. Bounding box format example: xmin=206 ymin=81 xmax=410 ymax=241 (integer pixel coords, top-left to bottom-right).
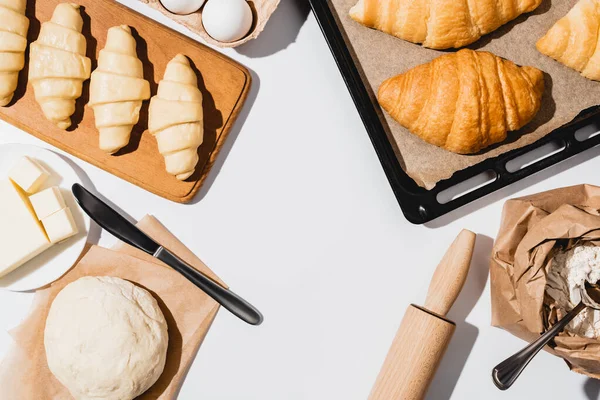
xmin=149 ymin=54 xmax=203 ymax=180
xmin=44 ymin=276 xmax=169 ymax=400
xmin=29 ymin=3 xmax=91 ymax=129
xmin=0 ymin=0 xmax=29 ymax=106
xmin=89 ymin=25 xmax=150 ymax=154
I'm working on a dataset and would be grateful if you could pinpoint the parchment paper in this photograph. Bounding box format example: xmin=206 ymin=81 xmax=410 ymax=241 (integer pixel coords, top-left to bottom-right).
xmin=490 ymin=185 xmax=600 ymax=377
xmin=330 ymin=0 xmax=600 ymax=189
xmin=0 ymin=215 xmax=224 ymax=399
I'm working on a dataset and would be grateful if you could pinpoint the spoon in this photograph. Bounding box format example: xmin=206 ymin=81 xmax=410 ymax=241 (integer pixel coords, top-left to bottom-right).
xmin=492 ymin=281 xmax=600 ymax=390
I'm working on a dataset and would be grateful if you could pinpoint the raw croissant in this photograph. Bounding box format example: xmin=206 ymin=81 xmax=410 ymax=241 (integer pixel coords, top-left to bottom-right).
xmin=378 ymin=49 xmax=544 ymax=154
xmin=29 ymin=3 xmax=91 ymax=130
xmin=89 ymin=25 xmax=150 ymax=154
xmin=349 ymin=0 xmax=542 ymax=49
xmin=0 ymin=0 xmax=28 ymax=106
xmin=149 ymin=54 xmax=203 ymax=180
xmin=537 ymin=0 xmax=600 ymax=80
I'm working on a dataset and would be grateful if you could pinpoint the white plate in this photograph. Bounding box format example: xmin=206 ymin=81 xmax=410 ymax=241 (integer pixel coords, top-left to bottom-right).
xmin=0 ymin=143 xmax=90 ymax=291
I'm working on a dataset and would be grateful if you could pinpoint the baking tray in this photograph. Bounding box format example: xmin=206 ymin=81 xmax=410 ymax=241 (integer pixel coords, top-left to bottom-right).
xmin=308 ymin=0 xmax=600 ymax=224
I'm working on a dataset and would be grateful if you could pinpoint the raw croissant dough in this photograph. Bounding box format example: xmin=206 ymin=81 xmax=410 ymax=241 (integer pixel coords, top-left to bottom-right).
xmin=29 ymin=3 xmax=91 ymax=130
xmin=537 ymin=0 xmax=600 ymax=80
xmin=349 ymin=0 xmax=542 ymax=49
xmin=149 ymin=54 xmax=203 ymax=181
xmin=89 ymin=25 xmax=150 ymax=154
xmin=45 ymin=276 xmax=168 ymax=400
xmin=0 ymin=0 xmax=28 ymax=106
xmin=378 ymin=49 xmax=544 ymax=154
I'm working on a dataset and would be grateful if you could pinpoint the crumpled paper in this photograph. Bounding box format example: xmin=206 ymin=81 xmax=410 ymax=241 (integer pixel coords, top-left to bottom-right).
xmin=491 ymin=184 xmax=600 ymax=377
xmin=0 ymin=215 xmax=225 ymax=399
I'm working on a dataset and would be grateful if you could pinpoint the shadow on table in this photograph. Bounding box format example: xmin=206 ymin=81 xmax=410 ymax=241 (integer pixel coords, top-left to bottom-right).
xmin=189 ymin=67 xmax=260 ymax=204
xmin=235 ymin=0 xmax=311 ymax=58
xmin=426 ymin=234 xmax=493 ymax=400
xmin=584 ymin=378 xmax=600 ymax=400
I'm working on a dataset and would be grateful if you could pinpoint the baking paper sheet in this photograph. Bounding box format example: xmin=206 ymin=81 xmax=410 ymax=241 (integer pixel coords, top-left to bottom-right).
xmin=0 ymin=215 xmax=224 ymax=399
xmin=330 ymin=0 xmax=600 ymax=189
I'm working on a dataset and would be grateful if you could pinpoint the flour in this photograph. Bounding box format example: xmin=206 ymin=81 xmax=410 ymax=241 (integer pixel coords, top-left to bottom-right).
xmin=546 ymin=244 xmax=600 ymax=338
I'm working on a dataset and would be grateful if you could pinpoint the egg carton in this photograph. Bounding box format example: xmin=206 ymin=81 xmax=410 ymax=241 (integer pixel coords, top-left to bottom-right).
xmin=138 ymin=0 xmax=280 ymax=47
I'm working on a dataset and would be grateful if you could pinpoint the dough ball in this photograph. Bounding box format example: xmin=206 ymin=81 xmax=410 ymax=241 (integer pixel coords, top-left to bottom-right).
xmin=44 ymin=276 xmax=169 ymax=400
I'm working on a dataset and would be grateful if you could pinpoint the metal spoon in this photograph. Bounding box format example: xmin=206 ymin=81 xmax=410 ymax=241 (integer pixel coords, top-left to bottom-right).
xmin=492 ymin=281 xmax=600 ymax=390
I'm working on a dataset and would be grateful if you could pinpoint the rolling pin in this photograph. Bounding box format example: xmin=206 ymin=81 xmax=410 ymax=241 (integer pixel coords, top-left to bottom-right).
xmin=369 ymin=229 xmax=476 ymax=400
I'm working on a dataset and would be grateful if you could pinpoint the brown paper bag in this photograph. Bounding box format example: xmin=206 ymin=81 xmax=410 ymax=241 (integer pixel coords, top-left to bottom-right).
xmin=491 ymin=184 xmax=600 ymax=377
xmin=0 ymin=215 xmax=224 ymax=399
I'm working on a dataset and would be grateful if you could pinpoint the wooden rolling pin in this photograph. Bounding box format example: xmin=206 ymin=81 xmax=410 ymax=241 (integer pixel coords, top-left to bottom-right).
xmin=369 ymin=229 xmax=476 ymax=400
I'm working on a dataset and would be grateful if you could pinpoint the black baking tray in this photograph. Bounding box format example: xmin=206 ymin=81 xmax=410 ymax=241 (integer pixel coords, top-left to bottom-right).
xmin=308 ymin=0 xmax=600 ymax=224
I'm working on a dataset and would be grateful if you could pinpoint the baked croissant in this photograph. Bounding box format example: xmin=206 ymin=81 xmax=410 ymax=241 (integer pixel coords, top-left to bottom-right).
xmin=89 ymin=25 xmax=150 ymax=154
xmin=537 ymin=0 xmax=600 ymax=80
xmin=29 ymin=3 xmax=91 ymax=130
xmin=0 ymin=0 xmax=28 ymax=106
xmin=349 ymin=0 xmax=542 ymax=49
xmin=378 ymin=49 xmax=544 ymax=154
xmin=149 ymin=54 xmax=203 ymax=180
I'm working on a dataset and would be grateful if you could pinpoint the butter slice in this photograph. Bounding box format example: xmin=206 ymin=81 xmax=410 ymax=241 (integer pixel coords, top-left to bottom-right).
xmin=30 ymin=186 xmax=66 ymax=220
xmin=42 ymin=207 xmax=78 ymax=243
xmin=8 ymin=156 xmax=50 ymax=194
xmin=0 ymin=180 xmax=52 ymax=278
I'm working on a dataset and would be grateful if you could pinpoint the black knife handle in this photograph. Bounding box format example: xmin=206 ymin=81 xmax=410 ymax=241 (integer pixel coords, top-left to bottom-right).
xmin=155 ymin=247 xmax=263 ymax=326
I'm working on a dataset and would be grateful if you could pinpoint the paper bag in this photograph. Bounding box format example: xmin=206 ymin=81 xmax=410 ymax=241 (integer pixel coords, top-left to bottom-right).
xmin=491 ymin=184 xmax=600 ymax=377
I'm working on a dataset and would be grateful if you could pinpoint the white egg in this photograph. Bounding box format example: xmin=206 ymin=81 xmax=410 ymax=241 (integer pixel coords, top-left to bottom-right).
xmin=202 ymin=0 xmax=254 ymax=43
xmin=160 ymin=0 xmax=205 ymax=15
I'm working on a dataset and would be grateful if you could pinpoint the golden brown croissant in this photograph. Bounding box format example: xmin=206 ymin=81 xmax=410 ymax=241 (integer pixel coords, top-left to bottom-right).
xmin=537 ymin=0 xmax=600 ymax=80
xmin=378 ymin=49 xmax=544 ymax=154
xmin=350 ymin=0 xmax=542 ymax=49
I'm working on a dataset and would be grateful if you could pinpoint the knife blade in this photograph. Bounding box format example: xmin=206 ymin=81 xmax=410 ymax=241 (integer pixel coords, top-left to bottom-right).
xmin=72 ymin=183 xmax=263 ymax=325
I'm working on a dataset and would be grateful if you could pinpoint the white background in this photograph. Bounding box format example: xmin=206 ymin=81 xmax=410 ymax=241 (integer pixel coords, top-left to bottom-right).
xmin=2 ymin=1 xmax=600 ymax=399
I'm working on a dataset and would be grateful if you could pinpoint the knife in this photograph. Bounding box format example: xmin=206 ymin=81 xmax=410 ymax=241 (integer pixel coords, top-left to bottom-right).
xmin=72 ymin=183 xmax=263 ymax=326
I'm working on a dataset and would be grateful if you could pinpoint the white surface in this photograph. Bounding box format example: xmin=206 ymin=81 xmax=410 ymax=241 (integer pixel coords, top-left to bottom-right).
xmin=2 ymin=1 xmax=600 ymax=399
xmin=0 ymin=144 xmax=90 ymax=291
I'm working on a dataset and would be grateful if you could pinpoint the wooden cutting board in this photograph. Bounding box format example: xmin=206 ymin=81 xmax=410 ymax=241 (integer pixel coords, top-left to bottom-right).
xmin=0 ymin=0 xmax=251 ymax=202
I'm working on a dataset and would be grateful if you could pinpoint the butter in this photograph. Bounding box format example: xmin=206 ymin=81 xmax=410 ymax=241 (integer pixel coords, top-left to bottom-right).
xmin=0 ymin=180 xmax=52 ymax=278
xmin=30 ymin=186 xmax=66 ymax=220
xmin=42 ymin=207 xmax=78 ymax=243
xmin=8 ymin=156 xmax=50 ymax=193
